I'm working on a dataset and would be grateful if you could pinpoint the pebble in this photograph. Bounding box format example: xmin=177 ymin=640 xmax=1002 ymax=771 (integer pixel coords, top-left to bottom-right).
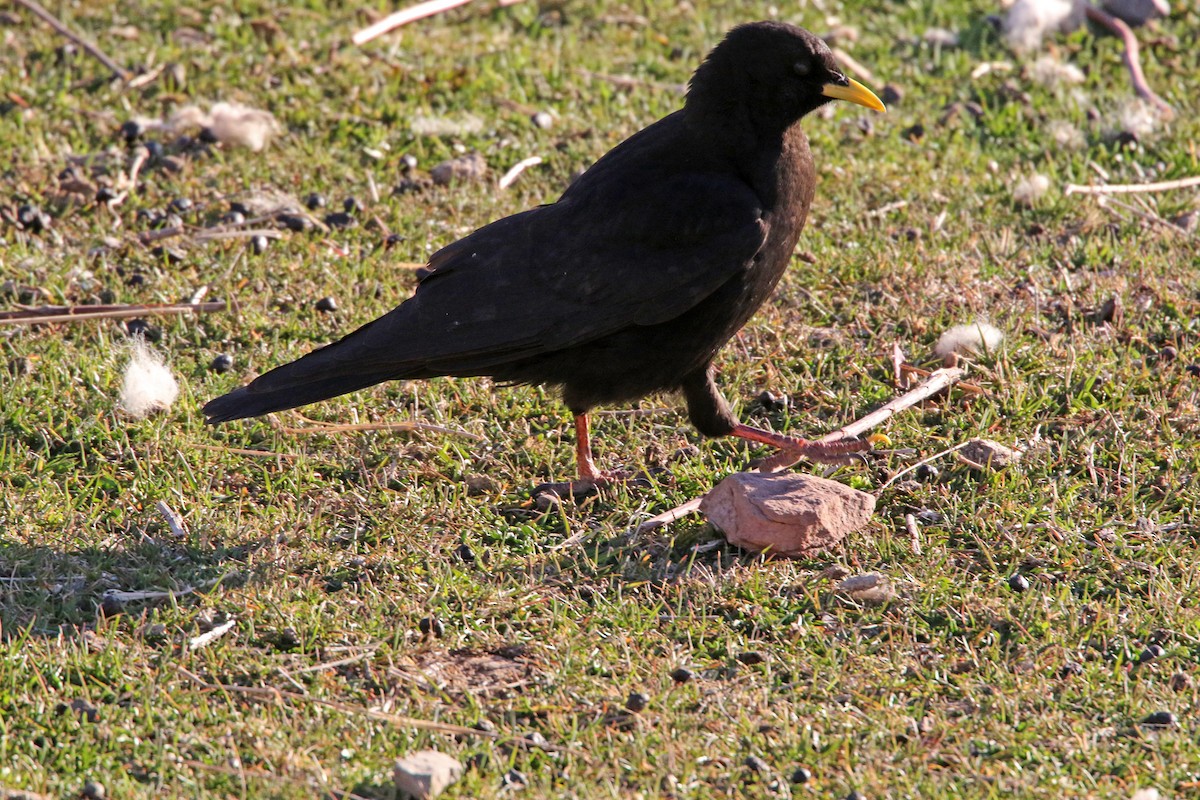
xmin=393 ymin=750 xmax=464 ymax=799
xmin=744 ymin=755 xmax=769 ymax=774
xmin=1186 ymin=364 xmax=1200 ymax=377
xmin=1008 ymin=574 xmax=1030 ymax=593
xmin=119 ymin=119 xmax=143 ymax=141
xmin=625 ymin=692 xmax=649 ymax=713
xmin=385 ymin=232 xmax=406 ymax=248
xmin=343 ymin=196 xmax=362 ymax=214
xmin=315 ymin=296 xmax=338 ymax=312
xmin=880 ymin=83 xmax=903 ymax=106
xmin=847 ymin=792 xmax=867 ymax=800
xmin=124 ymin=319 xmax=161 ymax=341
xmin=1168 ymin=672 xmax=1192 ymax=691
xmin=209 ymin=353 xmax=234 ymax=373
xmin=1158 ymin=345 xmax=1178 ymax=362
xmin=736 ymin=651 xmax=766 ymax=666
xmin=303 ymin=192 xmax=326 ymax=210
xmin=455 ymin=543 xmax=475 ymax=563
xmin=1138 ymin=644 xmax=1166 ymax=664
xmin=755 ymin=389 xmax=789 ymax=411
xmin=170 ymin=197 xmax=193 ymax=213
xmin=790 ymin=767 xmax=812 ymax=784
xmin=532 ymin=111 xmax=554 ymax=129
xmin=81 ymin=780 xmax=106 ymax=799
xmin=251 ymin=235 xmax=269 ymax=255
xmin=1057 ymin=661 xmax=1084 ymax=678
xmin=278 ymin=213 xmax=311 ymax=232
xmin=17 ymin=204 xmax=49 ymax=233
xmin=669 ymin=667 xmax=694 ymax=684
xmin=95 ymin=186 xmax=117 ymax=204
xmin=1141 ymin=710 xmax=1176 ymax=727
xmin=223 ymin=210 xmax=246 ymax=225
xmin=401 ymin=153 xmax=419 ymax=171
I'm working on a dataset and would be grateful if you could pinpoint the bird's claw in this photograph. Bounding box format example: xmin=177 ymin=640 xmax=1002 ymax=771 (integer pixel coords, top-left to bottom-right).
xmin=533 ymin=470 xmax=653 ymax=501
xmin=755 ymin=438 xmax=871 ymax=472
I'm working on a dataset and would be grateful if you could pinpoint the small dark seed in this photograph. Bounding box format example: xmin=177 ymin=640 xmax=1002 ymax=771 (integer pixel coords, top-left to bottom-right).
xmin=1138 ymin=644 xmax=1166 ymax=663
xmin=170 ymin=197 xmax=193 ymax=213
xmin=1008 ymin=574 xmax=1030 ymax=593
xmin=251 ymin=235 xmax=269 ymax=255
xmin=901 ymin=123 xmax=925 ymax=142
xmin=744 ymin=755 xmax=769 ymax=773
xmin=736 ymin=651 xmax=766 ymax=666
xmin=119 ymin=119 xmax=143 ymax=142
xmin=342 ymin=196 xmax=362 ymax=214
xmin=1168 ymin=672 xmax=1192 ymax=691
xmin=198 ymin=126 xmax=219 ymax=144
xmin=1158 ymin=345 xmax=1178 ymax=362
xmin=790 ymin=767 xmax=812 ymax=784
xmin=1141 ymin=710 xmax=1176 ymax=727
xmin=81 ymin=780 xmax=106 ymax=799
xmin=315 ymin=296 xmax=338 ymax=312
xmin=1057 ymin=661 xmax=1084 ymax=678
xmin=418 ymin=616 xmax=445 ymax=637
xmin=385 ymin=233 xmax=405 ymax=248
xmin=209 ymin=353 xmax=234 ymax=373
xmin=95 ymin=187 xmax=117 ymax=204
xmin=669 ymin=667 xmax=694 ymax=684
xmin=1186 ymin=364 xmax=1200 ymax=377
xmin=278 ymin=213 xmax=311 ymax=232
xmin=229 ymin=201 xmax=250 ymax=215
xmin=916 ymin=464 xmax=940 ymax=480
xmin=303 ymin=192 xmax=326 ymax=210
xmin=143 ymin=140 xmax=164 ymax=159
xmin=847 ymin=792 xmax=867 ymax=800
xmin=323 ymin=211 xmax=356 ymax=229
xmin=455 ymin=543 xmax=475 ymax=563
xmin=625 ymin=692 xmax=649 ymax=713
xmin=223 ymin=210 xmax=246 ymax=225
xmin=880 ymin=84 xmax=903 ymax=105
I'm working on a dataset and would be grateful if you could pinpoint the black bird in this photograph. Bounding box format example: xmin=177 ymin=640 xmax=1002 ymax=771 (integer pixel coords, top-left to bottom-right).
xmin=204 ymin=21 xmax=885 ymax=488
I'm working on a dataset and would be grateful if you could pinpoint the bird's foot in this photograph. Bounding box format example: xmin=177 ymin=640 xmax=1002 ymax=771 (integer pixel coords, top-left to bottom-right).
xmin=533 ymin=469 xmax=653 ymax=501
xmin=731 ymin=423 xmax=870 ymax=472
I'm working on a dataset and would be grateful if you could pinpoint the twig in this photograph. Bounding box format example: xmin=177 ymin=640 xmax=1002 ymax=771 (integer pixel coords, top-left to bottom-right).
xmin=192 ymin=443 xmax=303 ymax=461
xmin=905 ymin=513 xmax=922 ymax=555
xmin=175 ymin=665 xmax=574 ymax=754
xmin=1096 ymin=194 xmax=1196 ymax=239
xmin=635 ymin=497 xmax=704 ymax=534
xmin=188 ymin=617 xmax=237 ymax=651
xmin=353 ymin=0 xmax=471 ymax=45
xmin=0 ymin=301 xmax=226 ymax=325
xmin=290 ymin=647 xmax=379 ymax=675
xmin=498 ymin=156 xmax=543 ymax=190
xmin=13 ymin=0 xmax=131 ymax=81
xmin=899 ymin=363 xmax=985 ymax=395
xmin=831 ymin=46 xmax=876 ymax=85
xmin=1065 ymin=174 xmax=1200 ymax=196
xmin=1083 ymin=4 xmax=1173 ymax=118
xmin=155 ymin=501 xmax=188 ymax=538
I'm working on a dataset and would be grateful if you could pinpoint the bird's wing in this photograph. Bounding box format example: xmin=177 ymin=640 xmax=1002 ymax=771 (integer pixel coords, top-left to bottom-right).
xmin=380 ymin=169 xmax=769 ymax=371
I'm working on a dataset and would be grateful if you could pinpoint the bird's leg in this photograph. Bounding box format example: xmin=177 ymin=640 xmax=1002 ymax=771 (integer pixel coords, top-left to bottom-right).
xmin=730 ymin=423 xmax=869 ymax=469
xmin=573 ymin=412 xmax=603 ymax=484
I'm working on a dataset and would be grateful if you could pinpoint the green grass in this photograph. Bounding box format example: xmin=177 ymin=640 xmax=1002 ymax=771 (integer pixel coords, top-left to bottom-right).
xmin=2 ymin=0 xmax=1199 ymax=797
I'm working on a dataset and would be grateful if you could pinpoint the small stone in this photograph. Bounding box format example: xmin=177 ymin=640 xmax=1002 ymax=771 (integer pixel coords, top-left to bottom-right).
xmin=323 ymin=211 xmax=356 ymax=229
xmin=1008 ymin=574 xmax=1030 ymax=593
xmin=880 ymin=83 xmax=903 ymax=106
xmin=250 ymin=235 xmax=269 ymax=255
xmin=532 ymin=111 xmax=554 ymax=129
xmin=791 ymin=767 xmax=812 ymax=784
xmin=625 ymin=691 xmax=649 ymax=713
xmin=701 ymin=472 xmax=876 ymax=557
xmin=315 ymin=296 xmax=338 ymax=312
xmin=229 ymin=201 xmax=250 ymax=215
xmin=1187 ymin=364 xmax=1200 ymax=378
xmin=17 ymin=204 xmax=48 ymax=233
xmin=1138 ymin=644 xmax=1166 ymax=663
xmin=847 ymin=792 xmax=867 ymax=800
xmin=385 ymin=232 xmax=406 ymax=248
xmin=69 ymin=698 xmax=100 ymax=723
xmin=81 ymin=780 xmax=106 ymax=799
xmin=745 ymin=755 xmax=769 ymax=774
xmin=455 ymin=543 xmax=475 ymax=563
xmin=124 ymin=319 xmax=161 ymax=341
xmin=669 ymin=667 xmax=694 ymax=684
xmin=754 ymin=389 xmax=789 ymax=412
xmin=1168 ymin=672 xmax=1192 ymax=691
xmin=1157 ymin=345 xmax=1178 ymax=362
xmin=278 ymin=213 xmax=312 ymax=232
xmin=393 ymin=750 xmax=464 ymax=799
xmin=400 ymin=153 xmax=419 ymax=171
xmin=901 ymin=123 xmax=925 ymax=142
xmin=960 ymin=438 xmax=1019 ymax=470
xmin=464 ymin=474 xmax=496 ymax=495
xmin=303 ymin=192 xmax=326 ymax=210
xmin=736 ymin=651 xmax=766 ymax=666
xmin=503 ymin=769 xmax=528 ymax=789
xmin=431 ymin=151 xmax=487 ymax=185
xmin=95 ymin=186 xmax=117 ymax=204
xmin=209 ymin=353 xmax=234 ymax=373
xmin=837 ymin=572 xmax=898 ymax=605
xmin=343 ymin=196 xmax=362 ymax=214
xmin=915 ymin=464 xmax=939 ymax=480
xmin=1057 ymin=661 xmax=1084 ymax=678
xmin=223 ymin=210 xmax=245 ymax=225
xmin=170 ymin=197 xmax=193 ymax=213
xmin=1141 ymin=710 xmax=1176 ymax=728
xmin=418 ymin=616 xmax=445 ymax=637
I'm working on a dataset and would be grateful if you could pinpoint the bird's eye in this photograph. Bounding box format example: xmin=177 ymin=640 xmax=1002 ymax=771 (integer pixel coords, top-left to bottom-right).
xmin=792 ymin=60 xmax=811 ymax=77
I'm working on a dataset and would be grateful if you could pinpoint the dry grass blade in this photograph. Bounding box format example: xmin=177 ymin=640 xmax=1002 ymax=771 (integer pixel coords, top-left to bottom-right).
xmin=13 ymin=0 xmax=131 ymax=81
xmin=277 ymin=418 xmax=486 ymax=442
xmin=1065 ymin=174 xmax=1200 ymax=195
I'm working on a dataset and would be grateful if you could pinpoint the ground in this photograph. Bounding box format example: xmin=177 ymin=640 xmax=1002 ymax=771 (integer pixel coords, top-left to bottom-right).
xmin=1 ymin=0 xmax=1198 ymax=797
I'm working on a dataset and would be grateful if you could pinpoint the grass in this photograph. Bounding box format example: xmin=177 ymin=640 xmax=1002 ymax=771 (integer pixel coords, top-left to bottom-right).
xmin=2 ymin=0 xmax=1199 ymax=797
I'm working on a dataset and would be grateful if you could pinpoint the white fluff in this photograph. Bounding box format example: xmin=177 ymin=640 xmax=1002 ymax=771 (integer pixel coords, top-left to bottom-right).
xmin=1130 ymin=790 xmax=1160 ymax=800
xmin=119 ymin=339 xmax=179 ymax=418
xmin=935 ymin=322 xmax=1005 ymax=360
xmin=1030 ymin=56 xmax=1085 ymax=87
xmin=1003 ymin=0 xmax=1085 ymax=51
xmin=1117 ymin=98 xmax=1162 ymax=139
xmin=1047 ymin=120 xmax=1085 ymax=150
xmin=1012 ymin=173 xmax=1051 ymax=206
xmin=140 ymin=102 xmax=280 ymax=151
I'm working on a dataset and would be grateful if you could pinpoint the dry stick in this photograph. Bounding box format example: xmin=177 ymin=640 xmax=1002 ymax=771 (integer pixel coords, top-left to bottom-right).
xmin=1065 ymin=174 xmax=1200 ymax=196
xmin=353 ymin=0 xmax=470 ymax=44
xmin=637 ymin=366 xmax=967 ymax=531
xmin=1097 ymin=194 xmax=1196 ymax=239
xmin=13 ymin=0 xmax=131 ymax=81
xmin=0 ymin=301 xmax=226 ymax=325
xmin=831 ymin=47 xmax=877 ymax=85
xmin=498 ymin=156 xmax=543 ymax=190
xmin=1083 ymin=4 xmax=1173 ymax=118
xmin=176 ymin=665 xmax=574 ymax=754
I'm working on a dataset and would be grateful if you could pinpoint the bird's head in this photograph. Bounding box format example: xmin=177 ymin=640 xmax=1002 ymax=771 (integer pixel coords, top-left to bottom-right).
xmin=687 ymin=21 xmax=884 ymax=132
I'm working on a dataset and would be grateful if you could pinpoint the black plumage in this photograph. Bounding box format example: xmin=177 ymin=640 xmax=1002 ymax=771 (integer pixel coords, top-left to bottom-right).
xmin=204 ymin=21 xmax=885 ymax=485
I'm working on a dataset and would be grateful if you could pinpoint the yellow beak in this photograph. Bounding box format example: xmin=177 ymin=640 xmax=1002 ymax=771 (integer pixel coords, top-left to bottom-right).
xmin=821 ymin=77 xmax=886 ymax=113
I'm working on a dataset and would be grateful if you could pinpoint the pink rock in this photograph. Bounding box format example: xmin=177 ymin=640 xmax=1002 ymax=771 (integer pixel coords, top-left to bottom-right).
xmin=701 ymin=472 xmax=875 ymax=557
